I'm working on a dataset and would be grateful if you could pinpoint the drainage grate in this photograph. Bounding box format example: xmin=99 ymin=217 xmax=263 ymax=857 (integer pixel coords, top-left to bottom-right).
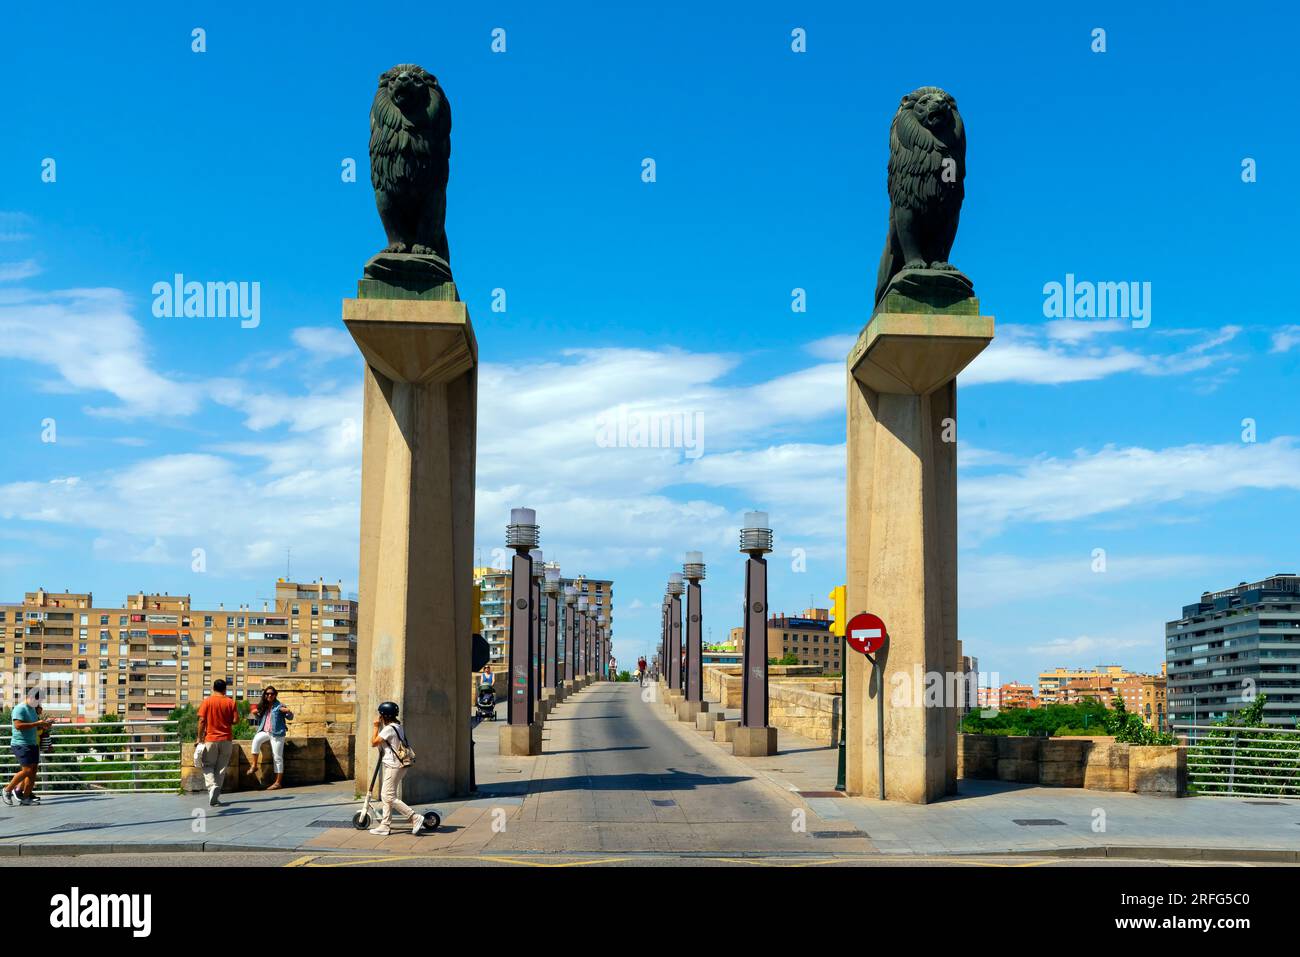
xmin=797 ymin=791 xmax=845 ymax=798
xmin=307 ymin=820 xmax=356 ymax=828
xmin=1245 ymin=800 xmax=1285 ymax=806
xmin=810 ymin=829 xmax=865 ymax=839
xmin=651 ymin=799 xmax=677 ymax=807
xmin=1013 ymin=819 xmax=1066 ymax=827
xmin=51 ymin=822 xmax=113 ymax=831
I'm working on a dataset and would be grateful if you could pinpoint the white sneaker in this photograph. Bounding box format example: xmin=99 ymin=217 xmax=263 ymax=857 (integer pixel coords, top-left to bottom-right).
xmin=410 ymin=816 xmax=424 ymax=836
xmin=368 ymin=826 xmax=391 ymax=836
xmin=1 ymin=789 xmax=13 ymax=807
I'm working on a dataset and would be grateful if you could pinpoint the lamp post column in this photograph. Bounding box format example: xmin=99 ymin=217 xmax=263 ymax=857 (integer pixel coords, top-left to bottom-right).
xmin=679 ymin=551 xmax=708 ymax=722
xmin=563 ymin=586 xmax=577 ymax=688
xmin=735 ymin=511 xmax=777 ymax=756
xmin=501 ymin=509 xmax=542 ymax=754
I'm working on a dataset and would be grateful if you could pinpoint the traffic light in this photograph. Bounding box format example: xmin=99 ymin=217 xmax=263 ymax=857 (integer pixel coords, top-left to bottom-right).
xmin=828 ymin=584 xmax=847 ymax=637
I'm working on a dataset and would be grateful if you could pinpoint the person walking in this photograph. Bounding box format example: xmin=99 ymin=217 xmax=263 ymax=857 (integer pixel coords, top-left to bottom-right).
xmin=369 ymin=701 xmax=426 ymax=837
xmin=197 ymin=678 xmax=238 ymax=806
xmin=3 ymin=689 xmax=52 ymax=806
xmin=248 ymin=685 xmax=293 ymax=790
xmin=637 ymin=656 xmax=647 ymax=686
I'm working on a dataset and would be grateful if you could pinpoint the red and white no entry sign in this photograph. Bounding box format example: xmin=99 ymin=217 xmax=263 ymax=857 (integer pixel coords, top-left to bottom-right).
xmin=846 ymin=612 xmax=887 ymax=655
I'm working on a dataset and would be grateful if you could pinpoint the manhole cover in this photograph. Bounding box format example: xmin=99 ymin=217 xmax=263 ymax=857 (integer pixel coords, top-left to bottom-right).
xmin=797 ymin=791 xmax=845 ymax=798
xmin=651 ymin=799 xmax=677 ymax=807
xmin=1013 ymin=819 xmax=1066 ymax=826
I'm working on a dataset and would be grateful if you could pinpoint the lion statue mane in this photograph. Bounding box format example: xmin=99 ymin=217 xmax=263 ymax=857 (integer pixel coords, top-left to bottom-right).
xmin=369 ymin=64 xmax=452 ymax=262
xmin=873 ymin=86 xmax=966 ymax=307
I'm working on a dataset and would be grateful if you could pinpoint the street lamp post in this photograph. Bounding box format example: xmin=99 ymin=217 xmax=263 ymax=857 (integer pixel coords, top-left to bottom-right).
xmin=736 ymin=511 xmax=778 ymax=756
xmin=563 ymin=585 xmax=577 ymax=687
xmin=529 ymin=549 xmax=544 ymax=705
xmin=543 ymin=565 xmax=560 ymax=698
xmin=684 ymin=552 xmax=706 ymax=707
xmin=501 ymin=508 xmax=542 ymax=755
xmin=577 ymin=595 xmax=588 ymax=683
xmin=668 ymin=573 xmax=683 ymax=694
xmin=597 ymin=612 xmax=608 ymax=680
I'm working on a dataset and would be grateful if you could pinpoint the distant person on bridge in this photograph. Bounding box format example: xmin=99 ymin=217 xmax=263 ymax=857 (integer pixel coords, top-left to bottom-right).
xmin=637 ymin=656 xmax=647 ymax=686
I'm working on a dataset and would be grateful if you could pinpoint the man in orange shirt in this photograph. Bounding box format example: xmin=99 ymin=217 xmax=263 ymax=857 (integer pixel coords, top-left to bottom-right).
xmin=197 ymin=678 xmax=238 ymax=806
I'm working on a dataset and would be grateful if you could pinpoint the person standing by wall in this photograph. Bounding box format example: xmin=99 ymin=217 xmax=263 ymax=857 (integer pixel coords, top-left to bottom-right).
xmin=197 ymin=679 xmax=238 ymax=806
xmin=248 ymin=685 xmax=293 ymax=790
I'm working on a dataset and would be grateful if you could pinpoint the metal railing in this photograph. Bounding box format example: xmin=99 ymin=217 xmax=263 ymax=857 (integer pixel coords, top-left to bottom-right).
xmin=0 ymin=719 xmax=181 ymax=793
xmin=1184 ymin=723 xmax=1300 ymax=799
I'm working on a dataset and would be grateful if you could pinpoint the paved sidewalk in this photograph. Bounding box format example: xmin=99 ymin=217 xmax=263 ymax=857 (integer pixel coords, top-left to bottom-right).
xmin=679 ymin=685 xmax=1300 ymax=861
xmin=0 ymin=700 xmax=535 ymax=857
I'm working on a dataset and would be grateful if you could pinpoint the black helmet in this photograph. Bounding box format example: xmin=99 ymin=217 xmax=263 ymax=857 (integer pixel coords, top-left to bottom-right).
xmin=377 ymin=701 xmax=400 ymax=719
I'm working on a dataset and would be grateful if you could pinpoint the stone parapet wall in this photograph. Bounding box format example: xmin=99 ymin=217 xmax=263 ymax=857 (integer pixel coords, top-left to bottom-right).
xmin=703 ymin=665 xmax=840 ymax=745
xmin=958 ymin=734 xmax=1186 ymax=797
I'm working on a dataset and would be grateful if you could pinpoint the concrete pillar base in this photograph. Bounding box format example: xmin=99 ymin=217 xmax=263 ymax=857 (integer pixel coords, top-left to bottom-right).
xmin=732 ymin=725 xmax=778 ymax=757
xmin=536 ymin=698 xmax=551 ymax=722
xmin=542 ymin=688 xmax=557 ymax=707
xmin=846 ymin=302 xmax=993 ymax=803
xmin=344 ymin=294 xmax=476 ymax=804
xmin=498 ymin=722 xmax=543 ymax=756
xmin=676 ymin=699 xmax=707 ymax=722
xmin=714 ymin=719 xmax=740 ymax=743
xmin=695 ymin=711 xmax=720 ymax=732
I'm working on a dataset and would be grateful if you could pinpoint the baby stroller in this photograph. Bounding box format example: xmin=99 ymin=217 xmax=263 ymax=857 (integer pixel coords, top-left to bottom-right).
xmin=475 ymin=683 xmax=497 ymax=721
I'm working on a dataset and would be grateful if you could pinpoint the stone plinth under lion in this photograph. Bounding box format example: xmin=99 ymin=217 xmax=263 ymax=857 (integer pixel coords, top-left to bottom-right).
xmin=844 ymin=269 xmax=992 ymax=804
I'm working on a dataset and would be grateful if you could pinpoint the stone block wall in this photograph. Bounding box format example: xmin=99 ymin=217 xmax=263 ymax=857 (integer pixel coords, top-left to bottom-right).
xmin=958 ymin=733 xmax=1186 ymax=796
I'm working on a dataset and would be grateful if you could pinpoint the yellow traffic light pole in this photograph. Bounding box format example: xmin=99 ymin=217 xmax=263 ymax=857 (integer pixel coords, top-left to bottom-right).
xmin=829 ymin=585 xmax=847 ymax=791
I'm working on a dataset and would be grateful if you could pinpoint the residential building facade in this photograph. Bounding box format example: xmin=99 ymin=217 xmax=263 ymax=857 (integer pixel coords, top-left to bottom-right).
xmin=1167 ymin=574 xmax=1300 ymax=730
xmin=0 ymin=579 xmax=357 ymax=720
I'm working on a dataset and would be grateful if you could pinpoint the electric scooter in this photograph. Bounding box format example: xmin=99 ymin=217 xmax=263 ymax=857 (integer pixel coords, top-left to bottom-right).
xmin=351 ymin=758 xmax=442 ymax=832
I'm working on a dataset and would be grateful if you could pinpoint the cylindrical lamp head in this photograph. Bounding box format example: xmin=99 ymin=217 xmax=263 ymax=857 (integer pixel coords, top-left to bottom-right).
xmin=683 ymin=550 xmax=706 ymax=581
xmin=667 ymin=572 xmax=684 ymax=596
xmin=563 ymin=584 xmax=577 ymax=605
xmin=543 ymin=565 xmax=561 ymax=595
xmin=577 ymin=596 xmax=588 ymax=611
xmin=739 ymin=510 xmax=773 ymax=554
xmin=506 ymin=507 xmax=540 ymax=549
xmin=529 ymin=549 xmax=545 ymax=578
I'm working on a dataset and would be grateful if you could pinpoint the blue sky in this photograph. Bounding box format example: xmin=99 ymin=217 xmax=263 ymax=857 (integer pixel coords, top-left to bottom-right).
xmin=1 ymin=1 xmax=1297 ymax=686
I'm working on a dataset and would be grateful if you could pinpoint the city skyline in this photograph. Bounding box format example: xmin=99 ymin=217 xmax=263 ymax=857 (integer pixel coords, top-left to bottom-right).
xmin=1 ymin=3 xmax=1296 ymax=686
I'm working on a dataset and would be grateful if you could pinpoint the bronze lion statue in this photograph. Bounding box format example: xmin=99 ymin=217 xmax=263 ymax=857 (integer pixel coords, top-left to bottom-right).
xmin=873 ymin=86 xmax=966 ymax=307
xmin=369 ymin=64 xmax=452 ymax=263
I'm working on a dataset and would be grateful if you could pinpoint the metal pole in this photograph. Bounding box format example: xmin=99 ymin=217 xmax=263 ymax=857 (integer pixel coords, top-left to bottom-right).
xmin=508 ymin=550 xmax=533 ymax=727
xmin=835 ymin=632 xmax=847 ymax=791
xmin=870 ymin=651 xmax=884 ymax=801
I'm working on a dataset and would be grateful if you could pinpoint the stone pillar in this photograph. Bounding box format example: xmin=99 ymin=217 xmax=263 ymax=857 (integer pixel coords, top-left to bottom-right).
xmin=344 ymin=294 xmax=477 ymax=803
xmin=844 ymin=275 xmax=993 ymax=803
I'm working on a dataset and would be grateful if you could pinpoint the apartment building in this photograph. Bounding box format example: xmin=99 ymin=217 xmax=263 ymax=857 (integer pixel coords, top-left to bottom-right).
xmin=1167 ymin=574 xmax=1300 ymax=730
xmin=767 ymin=608 xmax=841 ymax=672
xmin=0 ymin=578 xmax=356 ymax=720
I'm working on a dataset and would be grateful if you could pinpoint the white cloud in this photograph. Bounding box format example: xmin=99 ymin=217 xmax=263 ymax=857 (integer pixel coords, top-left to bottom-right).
xmin=961 ymin=437 xmax=1300 ymax=541
xmin=0 ymin=288 xmax=202 ymax=416
xmin=0 ymin=260 xmax=40 ymax=282
xmin=1271 ymin=325 xmax=1300 ymax=354
xmin=291 ymin=326 xmax=355 ymax=360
